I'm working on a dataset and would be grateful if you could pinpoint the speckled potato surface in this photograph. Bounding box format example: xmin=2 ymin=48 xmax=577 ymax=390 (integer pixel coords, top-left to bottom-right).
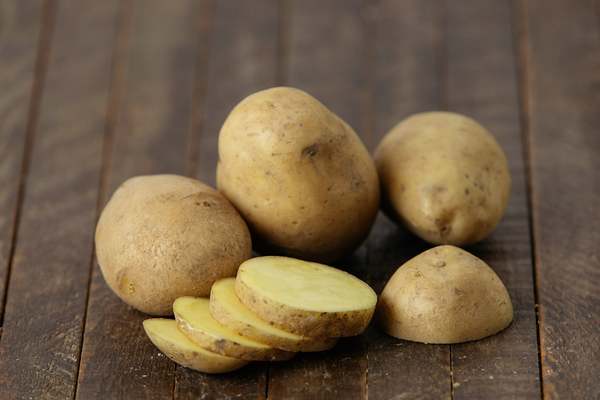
xmin=95 ymin=174 xmax=252 ymax=315
xmin=174 ymin=297 xmax=294 ymax=361
xmin=377 ymin=245 xmax=513 ymax=344
xmin=143 ymin=319 xmax=248 ymax=374
xmin=217 ymin=87 xmax=379 ymax=263
xmin=235 ymin=256 xmax=377 ymax=338
xmin=374 ymin=112 xmax=511 ymax=245
xmin=210 ymin=278 xmax=338 ymax=352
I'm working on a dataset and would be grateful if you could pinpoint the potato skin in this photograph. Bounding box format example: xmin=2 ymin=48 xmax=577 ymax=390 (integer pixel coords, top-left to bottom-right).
xmin=235 ymin=277 xmax=374 ymax=338
xmin=95 ymin=174 xmax=252 ymax=315
xmin=377 ymin=245 xmax=513 ymax=344
xmin=209 ymin=279 xmax=338 ymax=352
xmin=143 ymin=319 xmax=247 ymax=374
xmin=217 ymin=87 xmax=379 ymax=263
xmin=374 ymin=112 xmax=511 ymax=245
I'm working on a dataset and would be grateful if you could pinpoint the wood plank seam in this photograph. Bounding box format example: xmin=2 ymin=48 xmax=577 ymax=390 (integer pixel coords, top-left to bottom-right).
xmin=72 ymin=0 xmax=134 ymax=397
xmin=0 ymin=0 xmax=56 ymax=329
xmin=184 ymin=0 xmax=216 ymax=178
xmin=512 ymin=1 xmax=545 ymax=398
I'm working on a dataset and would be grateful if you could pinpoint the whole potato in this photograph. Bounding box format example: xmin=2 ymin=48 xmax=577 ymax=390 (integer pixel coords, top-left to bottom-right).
xmin=217 ymin=87 xmax=379 ymax=263
xmin=377 ymin=245 xmax=513 ymax=344
xmin=375 ymin=112 xmax=511 ymax=245
xmin=95 ymin=174 xmax=251 ymax=315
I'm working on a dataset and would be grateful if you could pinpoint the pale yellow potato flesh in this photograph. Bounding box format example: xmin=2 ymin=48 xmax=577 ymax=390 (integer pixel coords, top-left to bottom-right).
xmin=210 ymin=278 xmax=337 ymax=352
xmin=235 ymin=256 xmax=377 ymax=337
xmin=174 ymin=297 xmax=294 ymax=361
xmin=377 ymin=245 xmax=513 ymax=344
xmin=143 ymin=319 xmax=247 ymax=374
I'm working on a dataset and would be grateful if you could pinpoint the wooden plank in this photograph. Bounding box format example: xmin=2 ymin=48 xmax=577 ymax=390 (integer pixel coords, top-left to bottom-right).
xmin=75 ymin=1 xmax=212 ymax=399
xmin=443 ymin=1 xmax=541 ymax=398
xmin=267 ymin=1 xmax=371 ymax=399
xmin=0 ymin=1 xmax=120 ymax=399
xmin=175 ymin=1 xmax=279 ymax=398
xmin=194 ymin=0 xmax=279 ymax=187
xmin=0 ymin=0 xmax=46 ymax=324
xmin=518 ymin=0 xmax=600 ymax=398
xmin=367 ymin=1 xmax=452 ymax=399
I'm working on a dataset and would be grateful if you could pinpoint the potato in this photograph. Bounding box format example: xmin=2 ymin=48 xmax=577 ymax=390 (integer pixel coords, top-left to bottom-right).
xmin=374 ymin=112 xmax=511 ymax=245
xmin=210 ymin=278 xmax=338 ymax=352
xmin=235 ymin=256 xmax=377 ymax=337
xmin=95 ymin=174 xmax=251 ymax=315
xmin=143 ymin=319 xmax=247 ymax=374
xmin=377 ymin=245 xmax=513 ymax=344
xmin=174 ymin=297 xmax=295 ymax=361
xmin=217 ymin=87 xmax=379 ymax=263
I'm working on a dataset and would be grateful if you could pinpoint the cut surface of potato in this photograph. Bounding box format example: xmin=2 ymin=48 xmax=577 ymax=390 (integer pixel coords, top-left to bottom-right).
xmin=210 ymin=278 xmax=337 ymax=352
xmin=143 ymin=318 xmax=247 ymax=374
xmin=174 ymin=297 xmax=294 ymax=361
xmin=235 ymin=256 xmax=377 ymax=337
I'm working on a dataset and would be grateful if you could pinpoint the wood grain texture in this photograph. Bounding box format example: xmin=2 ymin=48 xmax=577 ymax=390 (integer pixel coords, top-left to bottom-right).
xmin=367 ymin=1 xmax=452 ymax=398
xmin=194 ymin=0 xmax=280 ymax=187
xmin=267 ymin=1 xmax=369 ymax=398
xmin=0 ymin=0 xmax=45 ymax=324
xmin=443 ymin=1 xmax=541 ymax=398
xmin=518 ymin=0 xmax=600 ymax=398
xmin=75 ymin=1 xmax=211 ymax=399
xmin=176 ymin=1 xmax=279 ymax=398
xmin=0 ymin=1 xmax=120 ymax=399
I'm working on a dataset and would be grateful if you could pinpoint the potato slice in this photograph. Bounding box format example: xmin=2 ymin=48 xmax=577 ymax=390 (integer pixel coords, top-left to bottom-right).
xmin=174 ymin=297 xmax=294 ymax=361
xmin=235 ymin=256 xmax=377 ymax=337
xmin=143 ymin=318 xmax=247 ymax=374
xmin=210 ymin=278 xmax=338 ymax=352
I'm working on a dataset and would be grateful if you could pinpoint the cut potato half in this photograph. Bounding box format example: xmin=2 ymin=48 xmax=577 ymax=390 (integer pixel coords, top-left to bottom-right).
xmin=143 ymin=318 xmax=247 ymax=373
xmin=235 ymin=256 xmax=377 ymax=337
xmin=210 ymin=278 xmax=338 ymax=352
xmin=174 ymin=297 xmax=294 ymax=361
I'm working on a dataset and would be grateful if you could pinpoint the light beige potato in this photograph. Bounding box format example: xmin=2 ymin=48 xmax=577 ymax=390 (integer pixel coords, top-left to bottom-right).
xmin=235 ymin=256 xmax=377 ymax=337
xmin=377 ymin=245 xmax=513 ymax=344
xmin=217 ymin=87 xmax=379 ymax=263
xmin=210 ymin=278 xmax=338 ymax=352
xmin=374 ymin=112 xmax=511 ymax=245
xmin=174 ymin=297 xmax=295 ymax=361
xmin=95 ymin=174 xmax=251 ymax=315
xmin=143 ymin=319 xmax=248 ymax=374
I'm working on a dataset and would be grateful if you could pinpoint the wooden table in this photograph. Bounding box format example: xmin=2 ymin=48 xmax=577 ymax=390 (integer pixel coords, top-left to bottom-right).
xmin=1 ymin=1 xmax=598 ymax=399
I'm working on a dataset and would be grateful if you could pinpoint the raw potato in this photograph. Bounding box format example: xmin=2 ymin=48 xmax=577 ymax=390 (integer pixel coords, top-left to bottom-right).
xmin=143 ymin=319 xmax=247 ymax=374
xmin=174 ymin=297 xmax=295 ymax=361
xmin=217 ymin=87 xmax=380 ymax=263
xmin=235 ymin=256 xmax=377 ymax=337
xmin=95 ymin=174 xmax=251 ymax=315
xmin=374 ymin=112 xmax=511 ymax=245
xmin=210 ymin=278 xmax=338 ymax=352
xmin=377 ymin=245 xmax=513 ymax=344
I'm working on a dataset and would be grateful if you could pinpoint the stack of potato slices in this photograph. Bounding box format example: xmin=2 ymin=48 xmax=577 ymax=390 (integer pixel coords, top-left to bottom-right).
xmin=144 ymin=256 xmax=377 ymax=373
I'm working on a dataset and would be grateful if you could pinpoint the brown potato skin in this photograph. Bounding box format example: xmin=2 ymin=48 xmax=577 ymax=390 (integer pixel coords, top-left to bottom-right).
xmin=374 ymin=112 xmax=511 ymax=245
xmin=377 ymin=245 xmax=513 ymax=344
xmin=95 ymin=174 xmax=252 ymax=315
xmin=217 ymin=87 xmax=379 ymax=263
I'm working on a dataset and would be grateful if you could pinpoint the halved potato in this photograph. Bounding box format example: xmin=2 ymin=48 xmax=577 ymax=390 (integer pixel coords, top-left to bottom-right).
xmin=235 ymin=256 xmax=377 ymax=337
xmin=210 ymin=278 xmax=338 ymax=352
xmin=174 ymin=297 xmax=294 ymax=361
xmin=143 ymin=318 xmax=247 ymax=373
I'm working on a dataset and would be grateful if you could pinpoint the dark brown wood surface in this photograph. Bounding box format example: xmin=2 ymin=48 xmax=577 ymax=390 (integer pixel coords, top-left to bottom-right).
xmin=518 ymin=0 xmax=600 ymax=398
xmin=0 ymin=0 xmax=598 ymax=399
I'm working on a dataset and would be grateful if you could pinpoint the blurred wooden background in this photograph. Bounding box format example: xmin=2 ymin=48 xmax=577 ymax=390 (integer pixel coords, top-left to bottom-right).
xmin=0 ymin=0 xmax=598 ymax=399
